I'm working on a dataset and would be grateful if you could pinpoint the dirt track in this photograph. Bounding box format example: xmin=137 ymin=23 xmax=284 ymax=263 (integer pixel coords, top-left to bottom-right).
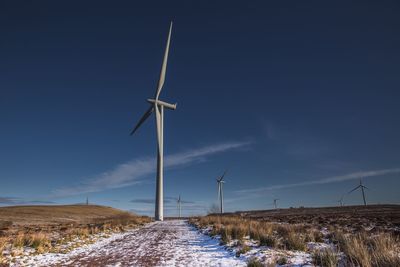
xmin=36 ymin=220 xmax=245 ymax=267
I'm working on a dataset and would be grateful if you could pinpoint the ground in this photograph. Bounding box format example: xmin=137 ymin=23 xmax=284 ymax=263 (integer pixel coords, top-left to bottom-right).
xmin=15 ymin=220 xmax=246 ymax=267
xmin=224 ymin=204 xmax=400 ymax=233
xmin=0 ymin=205 xmax=137 ymax=226
xmin=5 ymin=205 xmax=399 ymax=266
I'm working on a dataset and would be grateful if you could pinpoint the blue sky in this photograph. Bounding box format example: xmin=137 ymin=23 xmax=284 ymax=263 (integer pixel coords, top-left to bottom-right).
xmin=1 ymin=1 xmax=399 ymax=216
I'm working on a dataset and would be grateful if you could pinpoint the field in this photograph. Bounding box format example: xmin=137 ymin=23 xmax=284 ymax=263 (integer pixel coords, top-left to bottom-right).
xmin=0 ymin=205 xmax=150 ymax=265
xmin=0 ymin=204 xmax=148 ymax=226
xmin=1 ymin=205 xmax=399 ymax=266
xmin=224 ymin=204 xmax=400 ymax=234
xmin=190 ymin=205 xmax=400 ymax=266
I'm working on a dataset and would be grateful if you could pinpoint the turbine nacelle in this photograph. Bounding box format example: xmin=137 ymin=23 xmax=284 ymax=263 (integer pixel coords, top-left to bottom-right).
xmin=147 ymin=99 xmax=177 ymax=110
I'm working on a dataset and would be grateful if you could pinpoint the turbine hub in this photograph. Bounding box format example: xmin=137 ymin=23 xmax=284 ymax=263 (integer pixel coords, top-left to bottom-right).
xmin=147 ymin=98 xmax=177 ymax=110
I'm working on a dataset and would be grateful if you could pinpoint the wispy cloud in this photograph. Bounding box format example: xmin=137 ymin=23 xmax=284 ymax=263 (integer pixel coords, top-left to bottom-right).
xmin=0 ymin=196 xmax=56 ymax=205
xmin=0 ymin=197 xmax=19 ymax=204
xmin=235 ymin=168 xmax=400 ymax=195
xmin=53 ymin=141 xmax=250 ymax=197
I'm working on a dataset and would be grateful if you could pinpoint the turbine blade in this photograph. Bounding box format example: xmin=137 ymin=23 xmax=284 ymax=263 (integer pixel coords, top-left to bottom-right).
xmin=348 ymin=185 xmax=360 ymax=194
xmin=220 ymin=170 xmax=228 ymax=181
xmin=363 ymin=185 xmax=369 ymax=190
xmin=155 ymin=21 xmax=173 ymax=100
xmin=130 ymin=106 xmax=154 ymax=135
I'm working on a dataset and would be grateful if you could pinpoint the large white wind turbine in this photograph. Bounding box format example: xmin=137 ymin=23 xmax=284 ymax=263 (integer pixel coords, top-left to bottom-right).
xmin=348 ymin=178 xmax=368 ymax=206
xmin=130 ymin=22 xmax=176 ymax=221
xmin=216 ymin=171 xmax=227 ymax=214
xmin=177 ymin=195 xmax=181 ymax=218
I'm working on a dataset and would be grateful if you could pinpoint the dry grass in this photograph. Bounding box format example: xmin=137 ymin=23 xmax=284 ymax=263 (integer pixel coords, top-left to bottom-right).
xmin=370 ymin=233 xmax=400 ymax=266
xmin=312 ymin=248 xmax=340 ymax=267
xmin=282 ymin=230 xmax=307 ymax=251
xmin=191 ymin=215 xmax=400 ymax=266
xmin=190 ymin=216 xmax=309 ymax=251
xmin=0 ymin=237 xmax=8 ymax=263
xmin=0 ymin=205 xmax=140 ymax=226
xmin=11 ymin=232 xmax=51 ymax=253
xmin=13 ymin=232 xmax=26 ymax=248
xmin=0 ymin=221 xmax=12 ymax=230
xmin=71 ymin=228 xmax=90 ymax=238
xmin=276 ymin=256 xmax=288 ymax=265
xmin=336 ymin=231 xmax=400 ymax=267
xmin=236 ymin=244 xmax=251 ymax=257
xmin=0 ymin=205 xmax=151 ymax=264
xmin=28 ymin=233 xmax=51 ymax=253
xmin=247 ymin=257 xmax=263 ymax=267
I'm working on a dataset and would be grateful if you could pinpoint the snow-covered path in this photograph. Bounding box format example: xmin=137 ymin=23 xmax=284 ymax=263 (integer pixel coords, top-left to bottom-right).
xmin=25 ymin=220 xmax=246 ymax=267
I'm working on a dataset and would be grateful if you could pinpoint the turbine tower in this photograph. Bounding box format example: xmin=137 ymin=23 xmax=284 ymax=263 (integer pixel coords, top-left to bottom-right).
xmin=130 ymin=22 xmax=176 ymax=221
xmin=216 ymin=171 xmax=227 ymax=214
xmin=177 ymin=195 xmax=181 ymax=218
xmin=348 ymin=178 xmax=368 ymax=206
xmin=273 ymin=199 xmax=279 ymax=210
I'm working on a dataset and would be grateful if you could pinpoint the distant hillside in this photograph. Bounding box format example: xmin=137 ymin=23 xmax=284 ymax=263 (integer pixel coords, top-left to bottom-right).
xmin=229 ymin=204 xmax=400 ymax=218
xmin=0 ymin=205 xmax=141 ymax=226
xmin=213 ymin=205 xmax=400 ymax=231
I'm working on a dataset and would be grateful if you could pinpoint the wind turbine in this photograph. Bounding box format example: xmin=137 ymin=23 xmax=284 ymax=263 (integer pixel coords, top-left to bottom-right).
xmin=348 ymin=178 xmax=368 ymax=206
xmin=130 ymin=22 xmax=176 ymax=221
xmin=177 ymin=195 xmax=181 ymax=218
xmin=216 ymin=171 xmax=227 ymax=214
xmin=86 ymin=196 xmax=89 ymax=206
xmin=273 ymin=199 xmax=279 ymax=210
xmin=337 ymin=195 xmax=344 ymax=207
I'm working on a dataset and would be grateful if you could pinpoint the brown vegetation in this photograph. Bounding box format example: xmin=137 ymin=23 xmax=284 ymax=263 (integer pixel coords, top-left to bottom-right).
xmin=191 ymin=208 xmax=400 ymax=267
xmin=0 ymin=205 xmax=141 ymax=226
xmin=0 ymin=205 xmax=151 ymax=264
xmin=190 ymin=216 xmax=311 ymax=251
xmin=223 ymin=205 xmax=400 ymax=235
xmin=312 ymin=248 xmax=339 ymax=267
xmin=335 ymin=231 xmax=400 ymax=267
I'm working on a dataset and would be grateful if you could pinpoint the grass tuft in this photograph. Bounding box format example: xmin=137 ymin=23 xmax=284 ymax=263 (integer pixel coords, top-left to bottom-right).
xmin=276 ymin=256 xmax=288 ymax=265
xmin=236 ymin=244 xmax=251 ymax=257
xmin=281 ymin=230 xmax=307 ymax=251
xmin=312 ymin=248 xmax=340 ymax=267
xmin=0 ymin=237 xmax=8 ymax=263
xmin=336 ymin=231 xmax=400 ymax=267
xmin=247 ymin=257 xmax=263 ymax=267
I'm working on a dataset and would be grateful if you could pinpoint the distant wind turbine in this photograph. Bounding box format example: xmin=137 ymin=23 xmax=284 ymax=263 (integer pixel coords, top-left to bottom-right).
xmin=348 ymin=178 xmax=368 ymax=206
xmin=177 ymin=195 xmax=182 ymax=218
xmin=86 ymin=196 xmax=89 ymax=205
xmin=216 ymin=171 xmax=227 ymax=214
xmin=337 ymin=194 xmax=344 ymax=207
xmin=130 ymin=22 xmax=176 ymax=221
xmin=273 ymin=199 xmax=279 ymax=210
